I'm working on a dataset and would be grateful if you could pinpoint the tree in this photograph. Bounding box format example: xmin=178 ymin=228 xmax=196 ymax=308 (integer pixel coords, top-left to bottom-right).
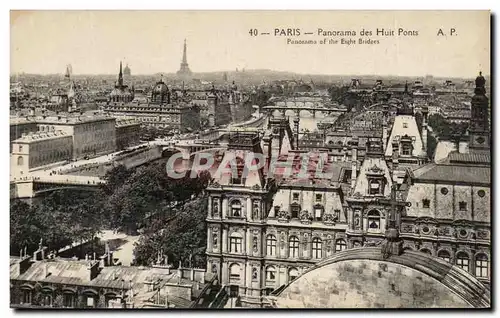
xmin=133 ymin=196 xmax=208 ymax=268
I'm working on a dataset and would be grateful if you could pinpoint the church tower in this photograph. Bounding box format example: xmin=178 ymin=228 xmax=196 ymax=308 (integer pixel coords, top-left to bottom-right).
xmin=177 ymin=39 xmax=193 ymax=78
xmin=469 ymin=71 xmax=490 ymax=153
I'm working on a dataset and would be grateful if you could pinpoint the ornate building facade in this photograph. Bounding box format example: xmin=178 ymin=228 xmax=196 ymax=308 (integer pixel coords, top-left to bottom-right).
xmin=205 ymin=72 xmax=491 ymax=307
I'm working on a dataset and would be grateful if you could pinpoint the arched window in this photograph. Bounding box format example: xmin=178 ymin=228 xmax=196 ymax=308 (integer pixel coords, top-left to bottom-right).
xmin=266 ymin=266 xmax=276 ymax=281
xmin=367 ymin=210 xmax=381 ymax=230
xmin=289 ymin=236 xmax=299 ymax=258
xmin=438 ymin=250 xmax=451 ymax=262
xmin=312 ymin=238 xmax=322 ymax=259
xmin=266 ymin=234 xmax=277 ymax=256
xmin=229 ymin=263 xmax=241 ymax=280
xmin=456 ymin=252 xmax=470 ymax=272
xmin=475 ymin=254 xmax=489 ymax=278
xmin=335 ymin=239 xmax=347 ymax=252
xmin=420 ymin=248 xmax=432 ymax=255
xmin=289 ymin=267 xmax=299 ymax=282
xmin=229 ymin=233 xmax=242 ymax=253
xmin=17 ymin=156 xmax=24 ymax=166
xmin=62 ymin=291 xmax=75 ymax=308
xmin=230 ymin=200 xmax=242 ymax=217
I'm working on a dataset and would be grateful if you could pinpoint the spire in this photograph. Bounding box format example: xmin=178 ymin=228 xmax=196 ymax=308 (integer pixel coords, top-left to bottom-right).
xmin=118 ymin=61 xmax=123 ymax=87
xmin=182 ymin=39 xmax=188 ymax=64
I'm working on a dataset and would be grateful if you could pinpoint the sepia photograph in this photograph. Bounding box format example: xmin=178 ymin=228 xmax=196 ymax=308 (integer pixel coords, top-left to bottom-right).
xmin=8 ymin=10 xmax=491 ymax=309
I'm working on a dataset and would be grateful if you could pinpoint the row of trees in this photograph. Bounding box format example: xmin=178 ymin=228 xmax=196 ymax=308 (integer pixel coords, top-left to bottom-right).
xmin=10 ymin=161 xmax=212 ymax=268
xmin=427 ymin=113 xmax=469 ymax=140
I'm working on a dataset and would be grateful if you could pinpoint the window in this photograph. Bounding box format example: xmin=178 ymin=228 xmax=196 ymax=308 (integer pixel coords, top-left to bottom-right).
xmin=438 ymin=250 xmax=450 ymax=263
xmin=289 ymin=268 xmax=299 ymax=282
xmin=229 ymin=263 xmax=241 ymax=280
xmin=292 ymin=192 xmax=300 ymax=201
xmin=314 ymin=205 xmax=324 ymax=221
xmin=334 ymin=209 xmax=341 ymax=220
xmin=369 ymin=180 xmax=381 ymax=195
xmin=229 ymin=234 xmax=243 ymax=253
xmin=367 ymin=210 xmax=381 ymax=230
xmin=477 ymin=190 xmax=486 ymax=198
xmin=335 ymin=239 xmax=347 ymax=252
xmin=266 ymin=235 xmax=277 ymax=256
xmin=312 ymin=238 xmax=322 ymax=259
xmin=290 ymin=203 xmax=300 ymax=219
xmin=475 ymin=254 xmax=489 ymax=278
xmin=230 ymin=201 xmax=242 ymax=217
xmin=315 ymin=194 xmax=322 ymax=203
xmin=41 ymin=293 xmax=53 ymax=307
xmin=86 ymin=296 xmax=95 ymax=308
xmin=21 ymin=289 xmax=31 ymax=304
xmin=63 ymin=293 xmax=74 ymax=308
xmin=266 ymin=266 xmax=276 ymax=281
xmin=403 ymin=122 xmax=408 ymax=128
xmin=289 ymin=236 xmax=299 ymax=258
xmin=456 ymin=252 xmax=470 ymax=272
xmin=441 ymin=187 xmax=448 ymax=195
xmin=19 ymin=145 xmax=23 ymax=152
xmin=459 ymin=201 xmax=467 ymax=211
xmin=17 ymin=156 xmax=24 ymax=166
xmin=422 ymin=199 xmax=430 ymax=209
xmin=402 ymin=142 xmax=412 ymax=156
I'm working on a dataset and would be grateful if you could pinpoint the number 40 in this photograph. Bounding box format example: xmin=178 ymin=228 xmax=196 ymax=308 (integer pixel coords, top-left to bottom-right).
xmin=249 ymin=29 xmax=258 ymax=36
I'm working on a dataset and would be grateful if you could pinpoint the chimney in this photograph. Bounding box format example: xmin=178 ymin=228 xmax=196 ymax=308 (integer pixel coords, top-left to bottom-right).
xmin=87 ymin=260 xmax=100 ymax=281
xmin=421 ymin=107 xmax=428 ymax=155
xmin=392 ymin=140 xmax=399 ymax=169
xmin=382 ymin=119 xmax=388 ymax=152
xmin=351 ymin=137 xmax=359 ymax=190
xmin=178 ymin=261 xmax=182 ymax=284
xmin=17 ymin=255 xmax=33 ymax=276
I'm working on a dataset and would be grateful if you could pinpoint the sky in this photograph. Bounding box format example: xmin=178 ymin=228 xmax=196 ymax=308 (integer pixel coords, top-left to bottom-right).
xmin=10 ymin=10 xmax=491 ymax=77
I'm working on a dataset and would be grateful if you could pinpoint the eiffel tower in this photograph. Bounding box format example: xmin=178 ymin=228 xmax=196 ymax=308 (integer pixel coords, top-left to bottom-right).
xmin=177 ymin=39 xmax=192 ymax=78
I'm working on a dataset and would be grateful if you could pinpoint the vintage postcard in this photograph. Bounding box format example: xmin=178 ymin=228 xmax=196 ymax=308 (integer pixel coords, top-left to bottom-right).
xmin=9 ymin=10 xmax=491 ymax=309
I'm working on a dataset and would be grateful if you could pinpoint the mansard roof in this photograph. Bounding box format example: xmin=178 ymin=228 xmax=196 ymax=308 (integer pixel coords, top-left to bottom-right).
xmin=412 ymin=163 xmax=490 ymax=185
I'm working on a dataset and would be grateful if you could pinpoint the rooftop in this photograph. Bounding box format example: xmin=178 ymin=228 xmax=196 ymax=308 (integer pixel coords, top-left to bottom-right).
xmin=12 ymin=130 xmax=70 ymax=143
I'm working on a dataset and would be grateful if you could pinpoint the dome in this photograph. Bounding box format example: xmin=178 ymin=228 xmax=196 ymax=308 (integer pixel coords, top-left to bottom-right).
xmin=273 ymin=247 xmax=490 ymax=308
xmin=152 ymin=81 xmax=169 ymax=95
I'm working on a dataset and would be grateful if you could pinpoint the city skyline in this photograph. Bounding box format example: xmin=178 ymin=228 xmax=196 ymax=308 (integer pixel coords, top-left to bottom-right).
xmin=11 ymin=11 xmax=490 ymax=77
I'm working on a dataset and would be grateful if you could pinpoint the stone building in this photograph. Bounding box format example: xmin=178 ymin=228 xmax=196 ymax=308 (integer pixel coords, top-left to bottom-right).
xmin=115 ymin=117 xmax=141 ymax=150
xmin=399 ymin=72 xmax=491 ymax=287
xmin=10 ymin=246 xmax=223 ymax=309
xmin=204 ymin=72 xmax=491 ymax=307
xmin=103 ymin=76 xmax=200 ymax=132
xmin=37 ymin=114 xmax=116 ymax=160
xmin=11 ymin=131 xmax=73 ymax=175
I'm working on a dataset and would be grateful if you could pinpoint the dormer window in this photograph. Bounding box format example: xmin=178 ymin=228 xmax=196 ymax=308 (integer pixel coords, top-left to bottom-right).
xmin=401 ymin=142 xmax=412 ymax=156
xmin=369 ymin=179 xmax=381 ymax=195
xmin=422 ymin=199 xmax=430 ymax=209
xmin=290 ymin=203 xmax=300 ymax=219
